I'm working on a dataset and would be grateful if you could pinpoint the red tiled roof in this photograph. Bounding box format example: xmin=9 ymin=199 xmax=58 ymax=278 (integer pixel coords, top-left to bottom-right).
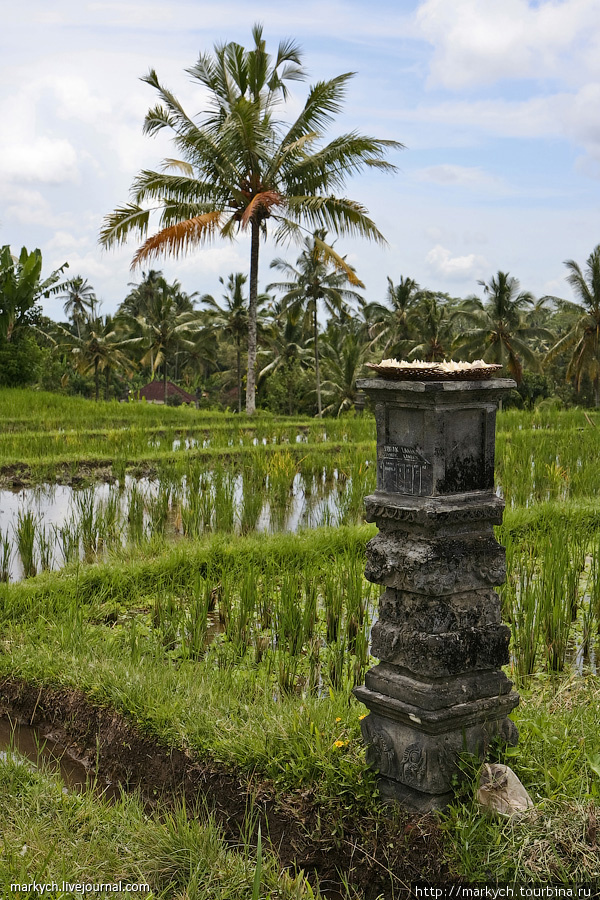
xmin=133 ymin=381 xmax=196 ymax=403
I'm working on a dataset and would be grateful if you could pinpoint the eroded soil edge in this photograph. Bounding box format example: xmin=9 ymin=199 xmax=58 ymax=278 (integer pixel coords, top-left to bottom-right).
xmin=0 ymin=678 xmax=448 ymax=899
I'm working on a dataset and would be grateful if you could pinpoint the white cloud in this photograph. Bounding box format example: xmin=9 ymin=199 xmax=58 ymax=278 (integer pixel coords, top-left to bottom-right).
xmin=413 ymin=164 xmax=510 ymax=193
xmin=426 ymin=244 xmax=488 ymax=280
xmin=0 ymin=135 xmax=79 ymax=185
xmin=0 ymin=185 xmax=72 ymax=229
xmin=49 ymin=76 xmax=112 ymax=124
xmin=394 ymin=86 xmax=600 ymax=170
xmin=462 ymin=230 xmax=488 ymax=246
xmin=45 ymin=230 xmax=91 ymax=253
xmin=416 ymin=0 xmax=600 ymax=89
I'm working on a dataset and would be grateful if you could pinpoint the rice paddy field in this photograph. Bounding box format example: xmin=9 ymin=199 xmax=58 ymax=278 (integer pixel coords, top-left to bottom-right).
xmin=2 ymin=388 xmax=600 ymax=897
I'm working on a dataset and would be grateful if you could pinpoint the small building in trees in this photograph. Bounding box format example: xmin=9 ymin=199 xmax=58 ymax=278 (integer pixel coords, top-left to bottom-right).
xmin=129 ymin=381 xmax=196 ymax=405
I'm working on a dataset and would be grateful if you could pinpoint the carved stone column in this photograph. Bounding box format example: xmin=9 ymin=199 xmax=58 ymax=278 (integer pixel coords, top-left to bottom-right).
xmin=354 ymin=377 xmax=519 ymax=812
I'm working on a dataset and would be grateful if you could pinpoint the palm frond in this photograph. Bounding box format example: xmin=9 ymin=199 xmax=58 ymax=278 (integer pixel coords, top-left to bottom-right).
xmin=284 ymin=196 xmax=387 ymax=245
xmin=161 ymin=158 xmax=196 ymax=175
xmin=287 ymin=133 xmax=401 ymax=192
xmin=99 ymin=204 xmax=152 ymax=248
xmin=141 ymin=70 xmax=200 ymax=138
xmin=132 ymin=170 xmax=222 ymax=206
xmin=278 ymin=74 xmax=355 ymax=148
xmin=131 ymin=212 xmax=224 ymax=268
xmin=240 ymin=190 xmax=284 ymax=228
xmin=312 ymin=234 xmax=364 ymax=288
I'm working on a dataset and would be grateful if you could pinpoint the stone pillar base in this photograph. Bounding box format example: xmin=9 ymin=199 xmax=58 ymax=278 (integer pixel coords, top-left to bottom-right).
xmin=376 ymin=777 xmax=455 ymax=812
xmin=354 ymin=684 xmax=518 ymax=811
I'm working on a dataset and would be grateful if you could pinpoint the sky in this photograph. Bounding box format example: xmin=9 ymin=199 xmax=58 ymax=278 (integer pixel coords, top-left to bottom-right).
xmin=2 ymin=0 xmax=600 ymax=322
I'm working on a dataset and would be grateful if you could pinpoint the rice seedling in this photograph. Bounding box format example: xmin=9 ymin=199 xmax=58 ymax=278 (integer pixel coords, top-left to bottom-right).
xmin=196 ymin=473 xmax=215 ymax=533
xmin=227 ymin=568 xmax=257 ymax=658
xmin=323 ymin=570 xmax=343 ymax=644
xmin=15 ymin=510 xmax=37 ymax=578
xmin=97 ymin=489 xmax=122 ymax=549
xmin=276 ymin=572 xmax=305 ymax=656
xmin=181 ymin=573 xmax=212 ymax=660
xmin=587 ymin=531 xmax=600 ymax=628
xmin=240 ymin=465 xmax=264 ymax=534
xmin=74 ymin=487 xmax=98 ymax=560
xmin=147 ymin=484 xmax=171 ymax=538
xmin=213 ymin=464 xmax=235 ymax=532
xmin=37 ymin=524 xmax=53 ymax=572
xmin=55 ymin=520 xmax=80 ymax=567
xmin=539 ymin=529 xmax=585 ymax=673
xmin=127 ymin=482 xmax=145 ymax=545
xmin=327 ymin=632 xmax=348 ymax=691
xmin=0 ymin=528 xmax=11 ymax=582
xmin=152 ymin=589 xmax=180 ymax=652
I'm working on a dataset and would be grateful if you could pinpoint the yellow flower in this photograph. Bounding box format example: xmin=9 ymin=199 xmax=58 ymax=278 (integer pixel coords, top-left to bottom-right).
xmin=333 ymin=740 xmax=345 ymax=748
xmin=335 ymin=717 xmax=342 ymax=723
xmin=359 ymin=714 xmax=367 ymax=720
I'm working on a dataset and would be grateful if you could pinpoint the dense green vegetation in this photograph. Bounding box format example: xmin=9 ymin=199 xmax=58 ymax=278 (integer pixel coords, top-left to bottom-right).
xmin=3 ymin=244 xmax=599 ymax=414
xmin=1 ymin=393 xmax=600 ymax=893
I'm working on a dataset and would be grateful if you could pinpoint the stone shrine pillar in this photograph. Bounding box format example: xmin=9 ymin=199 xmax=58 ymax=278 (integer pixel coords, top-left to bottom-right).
xmin=354 ymin=376 xmax=519 ymax=812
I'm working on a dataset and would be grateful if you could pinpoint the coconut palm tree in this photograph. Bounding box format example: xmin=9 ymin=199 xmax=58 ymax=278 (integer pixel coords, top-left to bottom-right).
xmin=202 ymin=274 xmax=249 ymax=414
xmin=99 ymin=24 xmax=401 ymax=415
xmin=406 ymin=292 xmax=462 ymax=362
xmin=268 ymin=230 xmax=364 ymax=415
xmin=52 ymin=315 xmax=137 ymax=401
xmin=545 ymin=246 xmax=600 ymax=405
xmin=320 ymin=324 xmax=370 ymax=416
xmin=365 ymin=275 xmax=422 ymax=357
xmin=454 ymin=271 xmax=551 ymax=383
xmin=133 ymin=286 xmax=203 ymax=403
xmin=61 ymin=276 xmax=97 ymax=337
xmin=121 ymin=270 xmax=165 ymax=320
xmin=119 ymin=273 xmax=198 ymax=387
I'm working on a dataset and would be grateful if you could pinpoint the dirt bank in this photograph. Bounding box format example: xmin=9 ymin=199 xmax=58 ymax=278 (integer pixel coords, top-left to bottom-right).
xmin=0 ymin=677 xmax=448 ymax=898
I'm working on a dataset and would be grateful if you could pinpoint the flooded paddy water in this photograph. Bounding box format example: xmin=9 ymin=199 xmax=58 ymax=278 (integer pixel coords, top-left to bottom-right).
xmin=0 ymin=717 xmax=119 ymax=800
xmin=0 ymin=463 xmax=374 ymax=581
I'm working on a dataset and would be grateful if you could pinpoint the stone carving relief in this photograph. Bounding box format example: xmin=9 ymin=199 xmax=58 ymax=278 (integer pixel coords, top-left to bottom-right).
xmin=401 ymin=743 xmax=426 ymax=786
xmin=365 ymin=721 xmax=396 ymax=777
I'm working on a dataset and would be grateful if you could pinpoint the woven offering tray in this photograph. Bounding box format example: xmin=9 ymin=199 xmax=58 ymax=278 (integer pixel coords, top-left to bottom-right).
xmin=365 ymin=360 xmax=503 ymax=380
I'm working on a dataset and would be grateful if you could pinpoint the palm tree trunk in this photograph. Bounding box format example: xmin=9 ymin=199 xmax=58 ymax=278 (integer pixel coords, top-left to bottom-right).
xmin=105 ymin=365 xmax=111 ymax=401
xmin=245 ymin=218 xmax=260 ymax=415
xmin=314 ymin=305 xmax=322 ymax=416
xmin=94 ymin=360 xmax=99 ymax=402
xmin=236 ymin=337 xmax=242 ymax=414
xmin=164 ymin=363 xmax=168 ymax=404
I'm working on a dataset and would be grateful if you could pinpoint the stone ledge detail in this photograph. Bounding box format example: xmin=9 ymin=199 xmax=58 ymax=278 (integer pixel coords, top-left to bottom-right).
xmin=365 ymin=532 xmax=506 ymax=594
xmin=370 ymin=622 xmax=511 ymax=676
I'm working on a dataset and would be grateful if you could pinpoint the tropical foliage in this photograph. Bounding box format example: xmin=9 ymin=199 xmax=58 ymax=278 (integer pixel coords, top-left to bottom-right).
xmin=455 ymin=272 xmax=553 ymax=384
xmin=546 ymin=245 xmax=600 ymax=405
xmin=268 ymin=230 xmax=363 ymax=414
xmin=7 ymin=236 xmax=600 ymax=412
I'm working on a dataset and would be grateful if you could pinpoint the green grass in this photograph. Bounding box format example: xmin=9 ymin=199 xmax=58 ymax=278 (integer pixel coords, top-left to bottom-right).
xmin=443 ymin=677 xmax=600 ymax=884
xmin=0 ymin=751 xmax=327 ymax=899
xmin=4 ymin=390 xmax=600 ymax=885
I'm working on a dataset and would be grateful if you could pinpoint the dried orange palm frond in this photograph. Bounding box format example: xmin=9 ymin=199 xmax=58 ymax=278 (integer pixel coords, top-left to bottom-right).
xmin=131 ymin=211 xmax=224 ymax=268
xmin=240 ymin=191 xmax=284 ymax=228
